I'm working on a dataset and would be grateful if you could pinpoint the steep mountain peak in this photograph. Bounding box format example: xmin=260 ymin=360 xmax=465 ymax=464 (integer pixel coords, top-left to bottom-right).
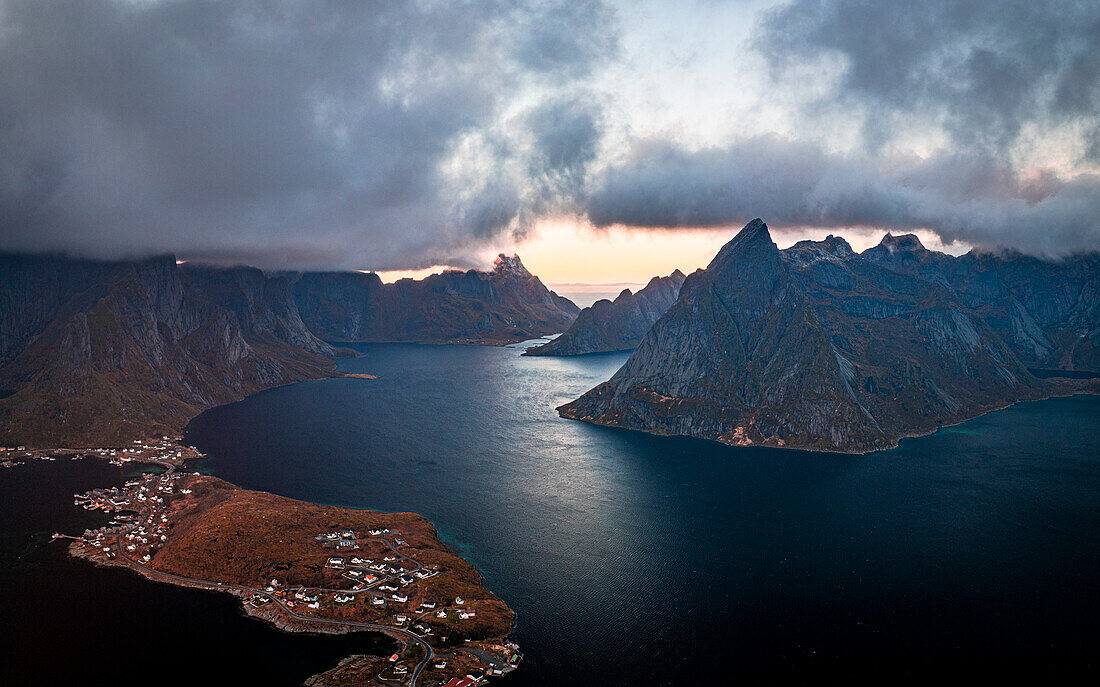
xmin=671 ymin=269 xmax=686 ymax=279
xmin=877 ymin=232 xmax=926 ymax=253
xmin=708 ymin=218 xmax=777 ymax=271
xmin=493 ymin=253 xmax=532 ymax=279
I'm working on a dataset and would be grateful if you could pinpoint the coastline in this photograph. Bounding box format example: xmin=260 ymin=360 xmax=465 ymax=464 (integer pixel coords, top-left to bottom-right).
xmin=558 ymin=381 xmax=1100 ymax=456
xmin=10 ymin=440 xmax=521 ymax=687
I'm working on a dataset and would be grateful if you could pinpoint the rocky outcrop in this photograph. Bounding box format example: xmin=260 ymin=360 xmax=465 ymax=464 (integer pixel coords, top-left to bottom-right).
xmin=292 ymin=254 xmax=579 ymax=345
xmin=524 ymin=270 xmax=686 ymax=356
xmin=558 ymin=219 xmax=1095 ymax=453
xmin=0 ymin=254 xmax=339 ymax=447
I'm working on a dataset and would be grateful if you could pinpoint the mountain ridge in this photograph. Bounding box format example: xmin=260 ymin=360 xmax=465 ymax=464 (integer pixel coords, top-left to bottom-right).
xmin=558 ymin=219 xmax=1098 ymax=453
xmin=0 ymin=254 xmax=341 ymax=447
xmin=0 ymin=251 xmax=579 ymax=447
xmin=292 ymin=253 xmax=579 ymax=345
xmin=524 ymin=269 xmax=686 ymax=356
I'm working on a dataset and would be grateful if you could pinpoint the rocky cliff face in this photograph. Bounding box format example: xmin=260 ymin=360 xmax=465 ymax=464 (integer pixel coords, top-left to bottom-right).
xmin=559 ymin=220 xmax=1095 ymax=453
xmin=292 ymin=254 xmax=579 ymax=345
xmin=524 ymin=270 xmax=687 ymax=356
xmin=862 ymin=235 xmax=1100 ymax=371
xmin=0 ymin=254 xmax=338 ymax=447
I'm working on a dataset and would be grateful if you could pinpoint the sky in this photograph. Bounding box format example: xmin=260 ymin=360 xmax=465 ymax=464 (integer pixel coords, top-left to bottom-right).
xmin=1 ymin=0 xmax=1098 ymax=283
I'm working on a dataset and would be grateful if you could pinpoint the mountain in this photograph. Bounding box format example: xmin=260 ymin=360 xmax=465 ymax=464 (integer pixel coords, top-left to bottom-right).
xmin=0 ymin=254 xmax=339 ymax=447
xmin=524 ymin=270 xmax=687 ymax=356
xmin=862 ymin=234 xmax=1100 ymax=371
xmin=292 ymin=253 xmax=579 ymax=345
xmin=558 ymin=220 xmax=1098 ymax=453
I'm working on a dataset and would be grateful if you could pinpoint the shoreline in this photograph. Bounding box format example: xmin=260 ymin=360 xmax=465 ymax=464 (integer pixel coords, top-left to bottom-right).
xmin=18 ymin=441 xmax=521 ymax=687
xmin=558 ymin=384 xmax=1100 ymax=457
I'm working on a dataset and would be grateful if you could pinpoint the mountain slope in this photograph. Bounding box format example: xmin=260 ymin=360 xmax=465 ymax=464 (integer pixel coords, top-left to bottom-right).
xmin=862 ymin=234 xmax=1100 ymax=371
xmin=292 ymin=254 xmax=579 ymax=345
xmin=558 ymin=220 xmax=1079 ymax=453
xmin=0 ymin=255 xmax=339 ymax=447
xmin=524 ymin=270 xmax=686 ymax=356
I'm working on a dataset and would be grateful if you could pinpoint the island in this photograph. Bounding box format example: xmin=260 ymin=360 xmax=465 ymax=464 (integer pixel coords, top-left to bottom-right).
xmin=30 ymin=438 xmax=520 ymax=686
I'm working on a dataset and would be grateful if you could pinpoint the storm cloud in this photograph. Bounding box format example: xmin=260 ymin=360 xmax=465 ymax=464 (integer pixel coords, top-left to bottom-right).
xmin=587 ymin=136 xmax=1100 ymax=255
xmin=0 ymin=0 xmax=616 ymax=269
xmin=754 ymin=0 xmax=1100 ymax=157
xmin=1 ymin=0 xmax=1098 ymax=267
xmin=583 ymin=0 xmax=1100 ymax=256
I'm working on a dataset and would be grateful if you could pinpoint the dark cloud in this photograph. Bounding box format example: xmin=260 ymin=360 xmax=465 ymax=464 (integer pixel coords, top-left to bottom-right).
xmin=2 ymin=0 xmax=1097 ymax=266
xmin=524 ymin=96 xmax=604 ymax=212
xmin=0 ymin=0 xmax=616 ymax=269
xmin=754 ymin=0 xmax=1100 ymax=157
xmin=583 ymin=0 xmax=1100 ymax=256
xmin=587 ymin=135 xmax=1100 ymax=256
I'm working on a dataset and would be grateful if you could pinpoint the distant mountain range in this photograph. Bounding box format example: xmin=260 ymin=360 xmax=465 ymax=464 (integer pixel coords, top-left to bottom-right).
xmin=524 ymin=270 xmax=686 ymax=356
xmin=292 ymin=254 xmax=578 ymax=345
xmin=559 ymin=220 xmax=1100 ymax=453
xmin=0 ymin=253 xmax=577 ymax=447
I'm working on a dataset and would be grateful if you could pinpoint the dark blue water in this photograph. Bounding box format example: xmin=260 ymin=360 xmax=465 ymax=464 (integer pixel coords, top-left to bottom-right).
xmin=0 ymin=459 xmax=393 ymax=686
xmin=180 ymin=343 xmax=1100 ymax=685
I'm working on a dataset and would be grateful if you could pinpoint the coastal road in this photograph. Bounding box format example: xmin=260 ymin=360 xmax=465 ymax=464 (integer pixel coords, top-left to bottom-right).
xmin=107 ymin=542 xmax=436 ymax=685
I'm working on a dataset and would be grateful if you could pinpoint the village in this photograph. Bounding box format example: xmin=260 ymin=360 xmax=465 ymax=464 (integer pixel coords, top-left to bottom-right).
xmin=2 ymin=435 xmax=205 ymax=470
xmin=49 ymin=437 xmax=519 ymax=687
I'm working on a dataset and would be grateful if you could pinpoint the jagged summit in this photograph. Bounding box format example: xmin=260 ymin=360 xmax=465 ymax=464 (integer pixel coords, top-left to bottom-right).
xmin=492 ymin=253 xmax=532 ymax=279
xmin=783 ymin=234 xmax=856 ymax=266
xmin=708 ymin=218 xmax=776 ymax=271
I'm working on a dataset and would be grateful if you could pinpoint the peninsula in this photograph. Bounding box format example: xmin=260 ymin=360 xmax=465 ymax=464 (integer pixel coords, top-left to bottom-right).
xmin=55 ymin=440 xmax=519 ymax=686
